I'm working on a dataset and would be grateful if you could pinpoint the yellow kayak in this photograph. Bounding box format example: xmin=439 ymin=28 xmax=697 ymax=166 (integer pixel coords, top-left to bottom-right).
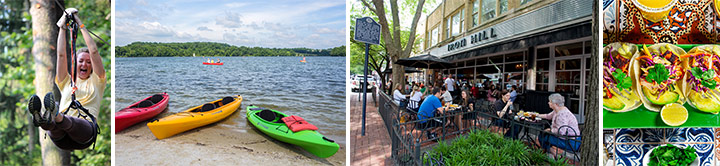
xmin=147 ymin=95 xmax=242 ymax=139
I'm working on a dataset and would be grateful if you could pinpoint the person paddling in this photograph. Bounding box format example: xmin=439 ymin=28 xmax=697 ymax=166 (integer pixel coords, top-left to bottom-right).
xmin=27 ymin=8 xmax=106 ymax=150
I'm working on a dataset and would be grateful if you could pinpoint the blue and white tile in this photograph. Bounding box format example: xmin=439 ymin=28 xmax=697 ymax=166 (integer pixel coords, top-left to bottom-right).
xmin=615 ymin=144 xmax=654 ymax=166
xmin=666 ymin=128 xmax=715 ymax=143
xmin=616 ymin=129 xmax=664 ymax=143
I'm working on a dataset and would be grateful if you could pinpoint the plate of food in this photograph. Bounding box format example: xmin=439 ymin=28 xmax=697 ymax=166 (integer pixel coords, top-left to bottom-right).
xmin=642 ymin=144 xmax=699 ymax=166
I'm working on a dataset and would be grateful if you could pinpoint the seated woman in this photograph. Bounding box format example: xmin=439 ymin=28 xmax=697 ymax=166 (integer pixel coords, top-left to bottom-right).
xmin=458 ymin=90 xmax=474 ymax=132
xmin=392 ymin=84 xmax=406 ymax=106
xmin=536 ymin=93 xmax=581 ymax=153
xmin=27 ymin=8 xmax=106 ymax=150
xmin=492 ymin=91 xmax=520 ymax=138
xmin=407 ymin=86 xmax=423 ymax=111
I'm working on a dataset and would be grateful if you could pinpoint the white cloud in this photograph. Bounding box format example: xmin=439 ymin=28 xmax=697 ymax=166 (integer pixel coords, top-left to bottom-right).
xmin=215 ymin=11 xmax=243 ymax=28
xmin=197 ymin=26 xmax=212 ymax=31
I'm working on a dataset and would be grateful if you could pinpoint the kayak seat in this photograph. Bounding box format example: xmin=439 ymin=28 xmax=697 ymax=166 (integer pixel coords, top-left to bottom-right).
xmin=281 ymin=115 xmax=318 ymax=132
xmin=150 ymin=94 xmax=164 ymax=103
xmin=222 ymin=97 xmax=234 ymax=105
xmin=199 ymin=103 xmax=216 ymax=112
xmin=137 ymin=100 xmax=154 ymax=108
xmin=259 ymin=109 xmax=277 ymax=122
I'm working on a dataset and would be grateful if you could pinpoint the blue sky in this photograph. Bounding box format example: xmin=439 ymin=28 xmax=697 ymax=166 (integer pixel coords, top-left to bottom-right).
xmin=115 ymin=0 xmax=346 ymax=49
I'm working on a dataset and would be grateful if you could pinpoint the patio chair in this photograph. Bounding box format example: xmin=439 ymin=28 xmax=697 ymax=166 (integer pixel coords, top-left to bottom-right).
xmin=544 ymin=125 xmax=581 ymax=161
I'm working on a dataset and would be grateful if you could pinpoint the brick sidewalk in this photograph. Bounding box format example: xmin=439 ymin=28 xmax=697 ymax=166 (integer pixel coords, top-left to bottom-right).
xmin=350 ymin=92 xmax=392 ymax=166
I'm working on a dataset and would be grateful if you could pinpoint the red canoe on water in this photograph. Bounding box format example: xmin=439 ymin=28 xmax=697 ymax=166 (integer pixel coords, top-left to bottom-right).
xmin=203 ymin=62 xmax=223 ymax=65
xmin=115 ymin=93 xmax=169 ymax=133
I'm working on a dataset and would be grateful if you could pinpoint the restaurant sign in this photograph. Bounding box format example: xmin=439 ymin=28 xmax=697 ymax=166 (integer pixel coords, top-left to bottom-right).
xmin=447 ymin=28 xmax=497 ymax=52
xmin=430 ymin=0 xmax=592 ymax=57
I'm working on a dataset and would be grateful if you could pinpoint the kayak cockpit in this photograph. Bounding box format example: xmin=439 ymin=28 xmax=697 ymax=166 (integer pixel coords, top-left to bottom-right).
xmin=258 ymin=109 xmax=286 ymax=123
xmin=130 ymin=94 xmax=166 ymax=109
xmin=189 ymin=97 xmax=235 ymax=112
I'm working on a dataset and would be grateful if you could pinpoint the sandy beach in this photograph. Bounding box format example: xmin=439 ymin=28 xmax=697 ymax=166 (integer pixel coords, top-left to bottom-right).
xmin=115 ymin=111 xmax=346 ymax=166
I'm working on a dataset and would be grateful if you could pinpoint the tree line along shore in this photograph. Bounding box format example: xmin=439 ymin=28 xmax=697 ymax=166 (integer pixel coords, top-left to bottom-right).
xmin=115 ymin=42 xmax=345 ymax=57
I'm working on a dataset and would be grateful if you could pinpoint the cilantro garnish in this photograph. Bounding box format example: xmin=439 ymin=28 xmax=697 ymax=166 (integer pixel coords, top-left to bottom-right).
xmin=691 ymin=67 xmax=717 ymax=89
xmin=647 ymin=144 xmax=697 ymax=166
xmin=646 ymin=63 xmax=669 ymax=84
xmin=612 ymin=70 xmax=632 ymax=91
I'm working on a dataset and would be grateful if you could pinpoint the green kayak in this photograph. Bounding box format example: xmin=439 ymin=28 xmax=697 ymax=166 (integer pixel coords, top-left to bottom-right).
xmin=246 ymin=105 xmax=339 ymax=158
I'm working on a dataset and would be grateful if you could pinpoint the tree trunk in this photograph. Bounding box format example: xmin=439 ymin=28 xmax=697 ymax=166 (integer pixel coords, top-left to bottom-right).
xmin=30 ymin=0 xmax=70 ymax=165
xmin=580 ymin=0 xmax=599 ymax=165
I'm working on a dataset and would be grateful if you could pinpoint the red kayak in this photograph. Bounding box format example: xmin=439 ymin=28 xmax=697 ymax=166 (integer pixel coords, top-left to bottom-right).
xmin=115 ymin=93 xmax=169 ymax=133
xmin=203 ymin=62 xmax=223 ymax=65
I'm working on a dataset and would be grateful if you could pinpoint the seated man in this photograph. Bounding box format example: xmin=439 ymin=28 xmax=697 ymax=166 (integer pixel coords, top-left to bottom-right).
xmin=417 ymin=87 xmax=447 ymax=140
xmin=536 ymin=93 xmax=581 ymax=152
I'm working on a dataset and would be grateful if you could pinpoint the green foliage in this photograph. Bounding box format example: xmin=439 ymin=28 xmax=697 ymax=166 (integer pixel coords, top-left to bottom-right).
xmin=646 ymin=63 xmax=669 ymax=84
xmin=690 ymin=67 xmax=717 ymax=89
xmin=115 ymin=42 xmax=344 ymax=57
xmin=647 ymin=144 xmax=697 ymax=166
xmin=424 ymin=129 xmax=568 ymax=166
xmin=611 ymin=70 xmax=632 ymax=91
xmin=0 ymin=0 xmax=110 ymax=165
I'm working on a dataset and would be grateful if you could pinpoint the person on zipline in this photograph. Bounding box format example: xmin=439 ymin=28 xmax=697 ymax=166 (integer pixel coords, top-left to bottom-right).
xmin=27 ymin=8 xmax=105 ymax=150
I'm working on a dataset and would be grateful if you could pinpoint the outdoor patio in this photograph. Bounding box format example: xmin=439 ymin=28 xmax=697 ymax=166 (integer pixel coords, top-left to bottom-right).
xmin=369 ymin=89 xmax=582 ymax=165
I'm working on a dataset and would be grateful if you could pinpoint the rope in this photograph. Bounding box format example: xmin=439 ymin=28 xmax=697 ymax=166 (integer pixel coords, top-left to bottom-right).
xmin=53 ymin=0 xmax=109 ymax=46
xmin=53 ymin=0 xmax=101 ymax=150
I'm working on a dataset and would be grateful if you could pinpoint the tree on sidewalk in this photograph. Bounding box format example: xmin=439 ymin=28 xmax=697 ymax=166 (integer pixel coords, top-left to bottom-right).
xmin=579 ymin=0 xmax=599 ymax=165
xmin=358 ymin=0 xmax=427 ymax=91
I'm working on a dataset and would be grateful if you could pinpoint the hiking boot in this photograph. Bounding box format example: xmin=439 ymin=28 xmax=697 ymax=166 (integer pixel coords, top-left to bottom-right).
xmin=43 ymin=92 xmax=57 ymax=123
xmin=27 ymin=95 xmax=42 ymax=127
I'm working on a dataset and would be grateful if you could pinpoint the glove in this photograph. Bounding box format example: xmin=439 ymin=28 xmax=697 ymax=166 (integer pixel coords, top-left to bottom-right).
xmin=56 ymin=8 xmax=78 ymax=29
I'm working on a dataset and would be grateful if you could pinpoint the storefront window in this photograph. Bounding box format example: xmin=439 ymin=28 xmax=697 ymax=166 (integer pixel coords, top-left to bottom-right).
xmin=499 ymin=0 xmax=508 ymax=15
xmin=555 ymin=42 xmax=584 ymax=57
xmin=482 ymin=0 xmax=496 ymax=22
xmin=584 ymin=41 xmax=591 ymax=54
xmin=536 ymin=60 xmax=549 ymax=72
xmin=556 ymin=71 xmax=581 ymax=84
xmin=504 ymin=62 xmax=524 ymax=72
xmin=489 ymin=55 xmax=503 ymax=64
xmin=476 ymin=57 xmax=487 ymax=65
xmin=537 ymin=47 xmax=549 ymax=59
xmin=556 ymin=59 xmax=581 ymax=70
xmin=536 ymin=72 xmax=549 ymax=84
xmin=505 ymin=52 xmax=524 ymax=62
xmin=472 ymin=0 xmax=479 ymax=27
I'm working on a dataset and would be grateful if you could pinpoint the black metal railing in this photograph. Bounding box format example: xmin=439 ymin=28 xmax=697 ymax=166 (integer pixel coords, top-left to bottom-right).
xmin=377 ymin=92 xmax=581 ymax=165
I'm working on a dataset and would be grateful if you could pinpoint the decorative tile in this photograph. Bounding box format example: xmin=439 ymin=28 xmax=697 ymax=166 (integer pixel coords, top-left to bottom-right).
xmin=615 ymin=144 xmax=654 ymax=166
xmin=666 ymin=128 xmax=714 ymax=143
xmin=715 ymin=128 xmax=720 ymax=163
xmin=615 ymin=143 xmax=714 ymax=166
xmin=616 ymin=129 xmax=664 ymax=143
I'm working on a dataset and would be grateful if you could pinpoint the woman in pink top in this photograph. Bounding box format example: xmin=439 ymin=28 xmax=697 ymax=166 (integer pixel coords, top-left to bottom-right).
xmin=536 ymin=93 xmax=580 ymax=152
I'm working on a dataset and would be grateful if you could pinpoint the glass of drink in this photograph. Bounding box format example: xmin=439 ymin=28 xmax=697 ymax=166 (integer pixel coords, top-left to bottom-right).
xmin=632 ymin=0 xmax=676 ymax=22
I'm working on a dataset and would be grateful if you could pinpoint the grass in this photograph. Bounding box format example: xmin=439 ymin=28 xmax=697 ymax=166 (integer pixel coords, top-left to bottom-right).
xmin=423 ymin=129 xmax=570 ymax=166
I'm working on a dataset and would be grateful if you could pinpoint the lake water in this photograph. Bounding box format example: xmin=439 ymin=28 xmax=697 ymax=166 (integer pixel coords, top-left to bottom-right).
xmin=115 ymin=56 xmax=346 ymax=144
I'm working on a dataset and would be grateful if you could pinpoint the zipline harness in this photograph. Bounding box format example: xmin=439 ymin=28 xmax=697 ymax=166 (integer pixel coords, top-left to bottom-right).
xmin=53 ymin=0 xmax=107 ymax=150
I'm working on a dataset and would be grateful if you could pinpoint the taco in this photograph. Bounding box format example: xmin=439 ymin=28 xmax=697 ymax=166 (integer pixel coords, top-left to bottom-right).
xmin=631 ymin=43 xmax=686 ymax=112
xmin=680 ymin=45 xmax=720 ymax=114
xmin=603 ymin=42 xmax=642 ymax=112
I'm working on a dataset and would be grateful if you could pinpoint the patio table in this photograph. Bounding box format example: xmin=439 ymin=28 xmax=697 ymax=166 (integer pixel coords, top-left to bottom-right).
xmin=511 ymin=115 xmax=550 ymax=148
